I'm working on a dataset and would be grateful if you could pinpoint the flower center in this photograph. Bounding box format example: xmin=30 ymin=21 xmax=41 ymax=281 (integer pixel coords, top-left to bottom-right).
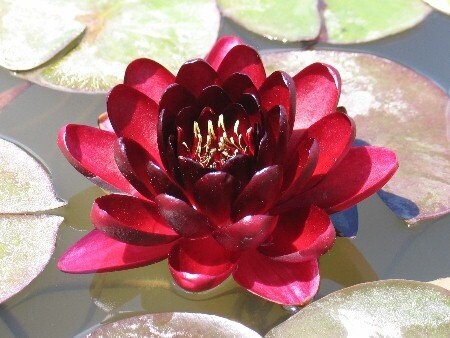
xmin=185 ymin=114 xmax=249 ymax=169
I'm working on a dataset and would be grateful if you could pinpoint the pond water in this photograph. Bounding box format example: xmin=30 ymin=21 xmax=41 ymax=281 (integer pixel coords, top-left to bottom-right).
xmin=0 ymin=11 xmax=449 ymax=338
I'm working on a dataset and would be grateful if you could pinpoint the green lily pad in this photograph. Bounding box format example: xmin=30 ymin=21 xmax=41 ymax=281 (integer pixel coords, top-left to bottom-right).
xmin=16 ymin=0 xmax=220 ymax=92
xmin=0 ymin=137 xmax=64 ymax=213
xmin=323 ymin=0 xmax=431 ymax=43
xmin=0 ymin=0 xmax=86 ymax=71
xmin=0 ymin=215 xmax=63 ymax=303
xmin=423 ymin=0 xmax=450 ymax=14
xmin=84 ymin=312 xmax=261 ymax=337
xmin=265 ymin=280 xmax=450 ymax=337
xmin=262 ymin=50 xmax=449 ymax=224
xmin=0 ymin=137 xmax=65 ymax=303
xmin=217 ymin=0 xmax=321 ymax=42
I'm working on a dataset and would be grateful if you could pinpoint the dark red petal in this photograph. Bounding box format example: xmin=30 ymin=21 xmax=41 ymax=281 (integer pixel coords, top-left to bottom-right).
xmin=159 ymin=84 xmax=196 ymax=118
xmin=193 ymin=172 xmax=238 ymax=225
xmin=156 ymin=194 xmax=212 ymax=238
xmin=221 ymin=154 xmax=253 ymax=189
xmin=107 ymin=84 xmax=162 ymax=167
xmin=238 ymin=93 xmax=262 ymax=126
xmin=58 ymin=124 xmax=136 ymax=195
xmin=198 ymin=85 xmax=231 ymax=114
xmin=91 ymin=194 xmax=179 ymax=245
xmin=178 ymin=156 xmax=214 ymax=190
xmin=273 ymin=146 xmax=399 ymax=214
xmin=168 ymin=236 xmax=235 ymax=291
xmin=222 ymin=73 xmax=258 ymax=102
xmin=146 ymin=161 xmax=187 ymax=200
xmin=282 ymin=137 xmax=319 ymax=196
xmin=255 ymin=131 xmax=276 ymax=169
xmin=259 ymin=206 xmax=335 ymax=262
xmin=259 ymin=71 xmax=296 ymax=130
xmin=293 ymin=63 xmax=341 ymax=130
xmin=58 ymin=230 xmax=174 ymax=273
xmin=176 ymin=106 xmax=198 ymax=154
xmin=176 ymin=59 xmax=217 ymax=97
xmin=232 ymin=165 xmax=283 ymax=220
xmin=233 ymin=251 xmax=319 ymax=305
xmin=307 ymin=112 xmax=355 ymax=180
xmin=264 ymin=105 xmax=290 ymax=164
xmin=124 ymin=58 xmax=175 ymax=104
xmin=214 ymin=215 xmax=278 ymax=251
xmin=217 ymin=45 xmax=266 ymax=88
xmin=114 ymin=137 xmax=156 ymax=199
xmin=205 ymin=35 xmax=244 ymax=70
xmin=97 ymin=112 xmax=114 ymax=132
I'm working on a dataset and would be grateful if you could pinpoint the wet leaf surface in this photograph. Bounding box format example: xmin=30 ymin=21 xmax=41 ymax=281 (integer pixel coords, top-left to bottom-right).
xmin=263 ymin=50 xmax=449 ymax=223
xmin=83 ymin=312 xmax=261 ymax=337
xmin=217 ymin=0 xmax=321 ymax=42
xmin=15 ymin=0 xmax=220 ymax=92
xmin=0 ymin=137 xmax=65 ymax=303
xmin=266 ymin=280 xmax=450 ymax=337
xmin=423 ymin=0 xmax=450 ymax=14
xmin=0 ymin=0 xmax=86 ymax=71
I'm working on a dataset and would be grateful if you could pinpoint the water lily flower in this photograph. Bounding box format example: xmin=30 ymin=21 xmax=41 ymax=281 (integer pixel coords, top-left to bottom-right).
xmin=58 ymin=36 xmax=398 ymax=305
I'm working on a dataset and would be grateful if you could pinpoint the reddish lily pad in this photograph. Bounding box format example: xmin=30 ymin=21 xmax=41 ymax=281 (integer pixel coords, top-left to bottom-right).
xmin=0 ymin=137 xmax=65 ymax=303
xmin=84 ymin=312 xmax=261 ymax=337
xmin=423 ymin=0 xmax=450 ymax=14
xmin=265 ymin=280 xmax=450 ymax=337
xmin=217 ymin=0 xmax=321 ymax=42
xmin=263 ymin=50 xmax=449 ymax=224
xmin=15 ymin=0 xmax=220 ymax=92
xmin=0 ymin=0 xmax=86 ymax=71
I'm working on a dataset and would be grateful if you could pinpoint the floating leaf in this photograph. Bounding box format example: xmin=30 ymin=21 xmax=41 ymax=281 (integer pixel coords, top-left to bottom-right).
xmin=0 ymin=215 xmax=63 ymax=303
xmin=0 ymin=138 xmax=65 ymax=213
xmin=0 ymin=0 xmax=86 ymax=71
xmin=0 ymin=137 xmax=65 ymax=303
xmin=16 ymin=0 xmax=220 ymax=92
xmin=263 ymin=50 xmax=449 ymax=223
xmin=84 ymin=312 xmax=261 ymax=337
xmin=0 ymin=82 xmax=31 ymax=111
xmin=266 ymin=280 xmax=450 ymax=337
xmin=322 ymin=0 xmax=431 ymax=43
xmin=217 ymin=0 xmax=321 ymax=42
xmin=423 ymin=0 xmax=450 ymax=14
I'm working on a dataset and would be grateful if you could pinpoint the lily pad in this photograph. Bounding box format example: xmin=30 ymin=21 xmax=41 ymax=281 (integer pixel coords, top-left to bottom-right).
xmin=262 ymin=50 xmax=449 ymax=223
xmin=15 ymin=0 xmax=220 ymax=92
xmin=0 ymin=137 xmax=64 ymax=213
xmin=83 ymin=312 xmax=261 ymax=337
xmin=265 ymin=280 xmax=450 ymax=337
xmin=423 ymin=0 xmax=450 ymax=14
xmin=217 ymin=0 xmax=321 ymax=42
xmin=0 ymin=0 xmax=86 ymax=71
xmin=0 ymin=137 xmax=65 ymax=303
xmin=0 ymin=215 xmax=63 ymax=303
xmin=322 ymin=0 xmax=431 ymax=43
xmin=217 ymin=0 xmax=430 ymax=43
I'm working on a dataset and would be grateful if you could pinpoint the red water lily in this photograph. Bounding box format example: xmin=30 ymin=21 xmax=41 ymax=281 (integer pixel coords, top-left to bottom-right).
xmin=58 ymin=36 xmax=398 ymax=305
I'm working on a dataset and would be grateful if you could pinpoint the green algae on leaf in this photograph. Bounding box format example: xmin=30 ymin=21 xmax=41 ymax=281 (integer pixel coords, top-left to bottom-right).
xmin=84 ymin=312 xmax=261 ymax=337
xmin=266 ymin=280 xmax=450 ymax=337
xmin=0 ymin=0 xmax=86 ymax=71
xmin=423 ymin=0 xmax=450 ymax=14
xmin=322 ymin=0 xmax=431 ymax=43
xmin=262 ymin=50 xmax=449 ymax=224
xmin=18 ymin=0 xmax=220 ymax=93
xmin=217 ymin=0 xmax=321 ymax=42
xmin=0 ymin=137 xmax=65 ymax=303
